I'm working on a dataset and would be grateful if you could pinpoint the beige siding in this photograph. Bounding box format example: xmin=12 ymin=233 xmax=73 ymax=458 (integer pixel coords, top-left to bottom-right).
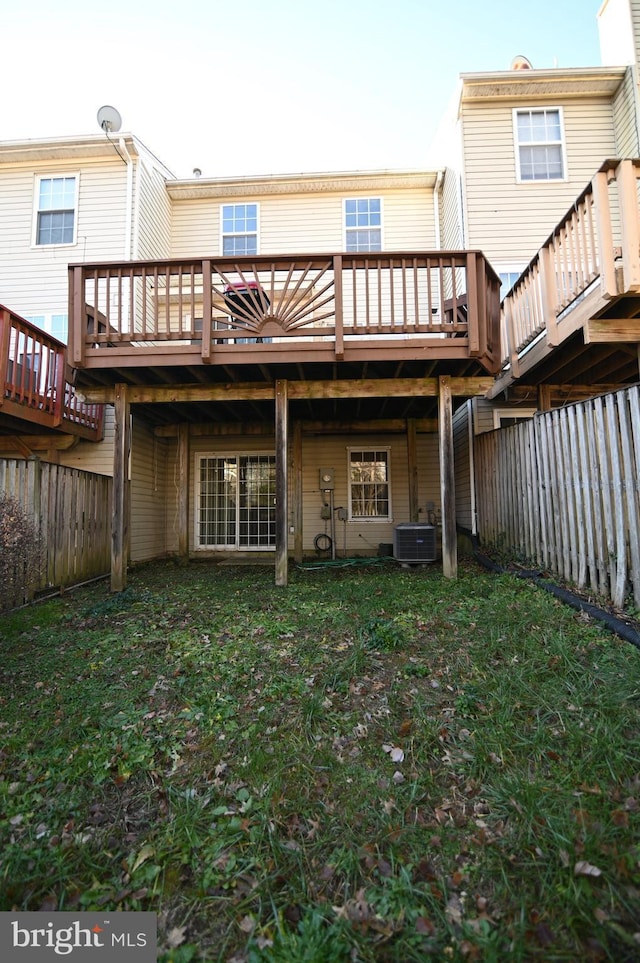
xmin=135 ymin=157 xmax=172 ymax=260
xmin=130 ymin=418 xmax=169 ymax=562
xmin=461 ymin=99 xmax=618 ymax=264
xmin=170 ymin=188 xmax=436 ymax=258
xmin=0 ymin=158 xmax=130 ymax=318
xmin=160 ymin=429 xmax=440 ymax=557
xmin=58 ymin=406 xmax=116 ymax=476
xmin=440 ymin=167 xmax=464 ymax=250
xmin=612 ymin=67 xmax=640 ymax=155
xmin=453 ymin=401 xmax=473 ymax=531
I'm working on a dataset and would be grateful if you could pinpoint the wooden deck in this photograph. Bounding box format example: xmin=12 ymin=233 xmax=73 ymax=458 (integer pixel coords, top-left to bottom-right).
xmin=490 ymin=159 xmax=640 ymax=402
xmin=0 ymin=306 xmax=103 ymax=443
xmin=68 ymin=251 xmax=502 ymax=378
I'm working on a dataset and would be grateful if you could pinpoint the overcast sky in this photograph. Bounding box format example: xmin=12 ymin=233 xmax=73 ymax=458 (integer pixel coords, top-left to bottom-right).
xmin=3 ymin=0 xmax=605 ymax=178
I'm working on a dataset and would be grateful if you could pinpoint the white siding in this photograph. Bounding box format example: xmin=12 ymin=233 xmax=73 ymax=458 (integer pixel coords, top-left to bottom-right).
xmin=612 ymin=67 xmax=640 ymax=156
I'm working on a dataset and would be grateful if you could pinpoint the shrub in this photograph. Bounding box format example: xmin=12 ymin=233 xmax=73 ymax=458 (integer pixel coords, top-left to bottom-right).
xmin=0 ymin=492 xmax=42 ymax=611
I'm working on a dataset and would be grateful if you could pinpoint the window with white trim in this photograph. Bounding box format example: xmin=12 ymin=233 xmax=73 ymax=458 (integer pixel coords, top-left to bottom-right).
xmin=34 ymin=176 xmax=78 ymax=245
xmin=196 ymin=453 xmax=276 ymax=549
xmin=221 ymin=203 xmax=258 ymax=255
xmin=24 ymin=313 xmax=68 ymax=343
xmin=514 ymin=108 xmax=565 ymax=181
xmin=344 ymin=198 xmax=382 ymax=252
xmin=348 ymin=448 xmax=391 ymax=520
xmin=498 ymin=270 xmax=522 ymax=300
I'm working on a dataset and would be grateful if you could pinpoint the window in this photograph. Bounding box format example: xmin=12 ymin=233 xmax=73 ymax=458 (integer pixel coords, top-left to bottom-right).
xmin=498 ymin=270 xmax=522 ymax=300
xmin=514 ymin=108 xmax=565 ymax=181
xmin=24 ymin=313 xmax=68 ymax=343
xmin=348 ymin=449 xmax=391 ymax=519
xmin=35 ymin=176 xmax=77 ymax=245
xmin=221 ymin=203 xmax=258 ymax=256
xmin=344 ymin=198 xmax=382 ymax=252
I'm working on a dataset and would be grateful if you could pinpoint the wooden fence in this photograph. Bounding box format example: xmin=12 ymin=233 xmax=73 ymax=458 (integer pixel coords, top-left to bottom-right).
xmin=475 ymin=385 xmax=640 ymax=610
xmin=0 ymin=458 xmax=112 ymax=608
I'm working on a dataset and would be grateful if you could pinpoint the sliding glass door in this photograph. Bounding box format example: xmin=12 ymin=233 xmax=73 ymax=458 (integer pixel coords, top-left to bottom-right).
xmin=197 ymin=454 xmax=276 ymax=549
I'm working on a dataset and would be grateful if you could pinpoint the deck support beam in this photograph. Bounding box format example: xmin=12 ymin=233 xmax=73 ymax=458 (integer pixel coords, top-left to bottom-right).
xmin=293 ymin=419 xmax=303 ymax=563
xmin=112 ymin=383 xmax=131 ymax=593
xmin=439 ymin=376 xmax=457 ymax=579
xmin=275 ymin=380 xmax=289 ymax=586
xmin=178 ymin=423 xmax=189 ymax=561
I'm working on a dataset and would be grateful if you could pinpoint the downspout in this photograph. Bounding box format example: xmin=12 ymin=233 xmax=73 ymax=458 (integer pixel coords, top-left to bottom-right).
xmin=433 ymin=170 xmax=444 ymax=248
xmin=118 ymin=137 xmax=135 ymax=260
xmin=467 ymin=399 xmax=477 ymax=536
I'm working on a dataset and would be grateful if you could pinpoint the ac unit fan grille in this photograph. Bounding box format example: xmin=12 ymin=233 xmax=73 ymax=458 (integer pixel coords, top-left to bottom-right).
xmin=393 ymin=524 xmax=437 ymax=563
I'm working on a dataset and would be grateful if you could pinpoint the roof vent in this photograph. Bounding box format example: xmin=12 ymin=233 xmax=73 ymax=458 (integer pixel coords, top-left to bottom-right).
xmin=510 ymin=55 xmax=533 ymax=70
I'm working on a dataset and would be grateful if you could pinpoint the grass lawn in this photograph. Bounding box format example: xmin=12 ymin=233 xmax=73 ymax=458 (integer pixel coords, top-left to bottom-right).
xmin=1 ymin=558 xmax=639 ymax=962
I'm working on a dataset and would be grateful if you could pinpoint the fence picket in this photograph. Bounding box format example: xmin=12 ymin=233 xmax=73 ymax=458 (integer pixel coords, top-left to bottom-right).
xmin=475 ymin=386 xmax=639 ymax=612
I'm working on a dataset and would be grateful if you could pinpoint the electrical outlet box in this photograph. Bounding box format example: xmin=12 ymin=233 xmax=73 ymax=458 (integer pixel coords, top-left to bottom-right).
xmin=320 ymin=505 xmax=331 ymax=520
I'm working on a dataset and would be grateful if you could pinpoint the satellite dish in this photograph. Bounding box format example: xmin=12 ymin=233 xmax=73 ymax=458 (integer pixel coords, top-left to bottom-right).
xmin=510 ymin=56 xmax=533 ymax=70
xmin=97 ymin=105 xmax=122 ymax=133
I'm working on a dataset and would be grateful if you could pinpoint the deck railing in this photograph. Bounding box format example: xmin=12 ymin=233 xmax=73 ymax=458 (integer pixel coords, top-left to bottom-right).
xmin=68 ymin=251 xmax=502 ymax=372
xmin=0 ymin=305 xmax=103 ymax=438
xmin=500 ymin=159 xmax=640 ymax=374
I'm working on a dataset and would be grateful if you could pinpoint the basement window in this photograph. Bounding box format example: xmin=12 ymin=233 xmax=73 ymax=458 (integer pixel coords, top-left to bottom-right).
xmin=514 ymin=108 xmax=566 ymax=181
xmin=348 ymin=448 xmax=391 ymax=520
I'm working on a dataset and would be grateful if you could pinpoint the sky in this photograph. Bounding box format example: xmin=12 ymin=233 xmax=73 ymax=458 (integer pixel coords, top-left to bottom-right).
xmin=3 ymin=0 xmax=604 ymax=179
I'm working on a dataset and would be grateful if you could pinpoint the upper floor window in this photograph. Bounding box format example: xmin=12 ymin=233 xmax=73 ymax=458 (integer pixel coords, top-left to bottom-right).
xmin=498 ymin=269 xmax=522 ymax=300
xmin=34 ymin=176 xmax=78 ymax=246
xmin=344 ymin=198 xmax=382 ymax=252
xmin=514 ymin=108 xmax=565 ymax=181
xmin=221 ymin=203 xmax=258 ymax=256
xmin=348 ymin=448 xmax=391 ymax=520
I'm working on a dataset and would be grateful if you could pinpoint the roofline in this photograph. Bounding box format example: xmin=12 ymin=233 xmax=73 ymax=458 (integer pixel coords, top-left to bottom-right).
xmin=458 ymin=64 xmax=628 ymax=105
xmin=0 ymin=133 xmax=174 ymax=176
xmin=167 ymin=168 xmax=441 ymax=200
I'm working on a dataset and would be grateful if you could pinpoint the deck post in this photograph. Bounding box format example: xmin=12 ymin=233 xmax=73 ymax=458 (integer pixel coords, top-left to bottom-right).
xmin=275 ymin=379 xmax=289 ymax=586
xmin=438 ymin=375 xmax=457 ymax=579
xmin=111 ymin=383 xmax=131 ymax=593
xmin=592 ymin=168 xmax=618 ymax=299
xmin=178 ymin=423 xmax=189 ymax=561
xmin=0 ymin=308 xmax=10 ymax=408
xmin=616 ymin=160 xmax=640 ymax=292
xmin=293 ymin=418 xmax=303 ymax=563
xmin=407 ymin=418 xmax=419 ymax=522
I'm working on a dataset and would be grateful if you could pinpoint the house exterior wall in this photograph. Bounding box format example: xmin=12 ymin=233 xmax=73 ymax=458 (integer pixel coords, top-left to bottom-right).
xmin=58 ymin=406 xmax=116 ymax=476
xmin=439 ymin=167 xmax=464 ymax=250
xmin=158 ymin=429 xmax=440 ymax=558
xmin=460 ymin=98 xmax=618 ymax=268
xmin=0 ymin=156 xmax=130 ymax=319
xmin=170 ymin=184 xmax=437 ymax=258
xmin=130 ymin=418 xmax=170 ymax=563
xmin=135 ymin=155 xmax=172 ymax=260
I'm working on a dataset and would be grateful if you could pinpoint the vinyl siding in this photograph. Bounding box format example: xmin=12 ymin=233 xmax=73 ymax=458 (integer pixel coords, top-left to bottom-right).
xmin=170 ymin=188 xmax=436 ymax=258
xmin=453 ymin=401 xmax=472 ymax=531
xmin=58 ymin=406 xmax=116 ymax=476
xmin=130 ymin=418 xmax=169 ymax=562
xmin=160 ymin=430 xmax=440 ymax=556
xmin=612 ymin=67 xmax=640 ymax=156
xmin=135 ymin=156 xmax=172 ymax=259
xmin=461 ymin=99 xmax=618 ymax=264
xmin=440 ymin=167 xmax=464 ymax=250
xmin=0 ymin=157 xmax=130 ymax=317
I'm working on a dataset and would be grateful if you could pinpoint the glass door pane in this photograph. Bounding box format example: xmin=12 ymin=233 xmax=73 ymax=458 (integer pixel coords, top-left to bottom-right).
xmin=198 ymin=457 xmax=237 ymax=547
xmin=238 ymin=455 xmax=276 ymax=548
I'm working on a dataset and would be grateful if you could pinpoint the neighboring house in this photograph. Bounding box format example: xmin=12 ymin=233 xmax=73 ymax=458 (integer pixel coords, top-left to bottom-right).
xmin=1 ymin=0 xmax=639 ymax=585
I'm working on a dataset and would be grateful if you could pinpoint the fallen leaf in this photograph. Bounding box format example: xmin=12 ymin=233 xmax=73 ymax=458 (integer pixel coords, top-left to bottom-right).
xmin=131 ymin=844 xmax=155 ymax=874
xmin=574 ymin=861 xmax=602 ymax=877
xmin=166 ymin=926 xmax=186 ymax=949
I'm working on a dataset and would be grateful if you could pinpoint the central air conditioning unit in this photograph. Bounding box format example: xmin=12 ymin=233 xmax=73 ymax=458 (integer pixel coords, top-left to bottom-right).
xmin=393 ymin=523 xmax=438 ymax=563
